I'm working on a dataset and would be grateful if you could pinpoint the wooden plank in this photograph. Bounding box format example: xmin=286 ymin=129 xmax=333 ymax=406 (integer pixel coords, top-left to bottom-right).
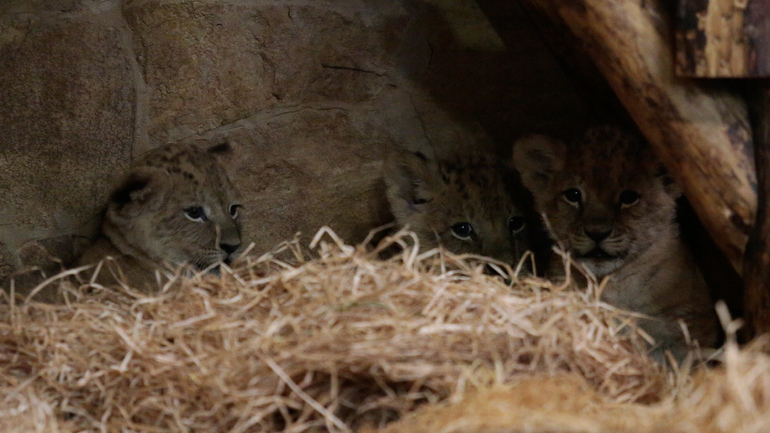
xmin=520 ymin=0 xmax=757 ymax=274
xmin=743 ymin=85 xmax=770 ymax=337
xmin=676 ymin=0 xmax=770 ymax=77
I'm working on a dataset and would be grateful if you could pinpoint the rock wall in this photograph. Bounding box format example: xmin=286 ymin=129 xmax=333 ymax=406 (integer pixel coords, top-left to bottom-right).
xmin=0 ymin=0 xmax=591 ymax=280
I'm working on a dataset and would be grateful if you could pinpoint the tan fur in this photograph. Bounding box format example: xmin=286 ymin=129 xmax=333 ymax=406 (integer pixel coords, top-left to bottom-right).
xmin=513 ymin=126 xmax=717 ymax=359
xmin=78 ymin=143 xmax=242 ymax=292
xmin=383 ymin=151 xmax=540 ymax=266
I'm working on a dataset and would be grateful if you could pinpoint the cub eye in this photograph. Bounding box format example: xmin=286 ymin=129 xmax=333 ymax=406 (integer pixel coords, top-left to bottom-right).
xmin=563 ymin=188 xmax=582 ymax=206
xmin=619 ymin=190 xmax=641 ymax=208
xmin=451 ymin=222 xmax=474 ymax=240
xmin=229 ymin=204 xmax=242 ymax=219
xmin=184 ymin=206 xmax=206 ymax=222
xmin=509 ymin=216 xmax=526 ymax=235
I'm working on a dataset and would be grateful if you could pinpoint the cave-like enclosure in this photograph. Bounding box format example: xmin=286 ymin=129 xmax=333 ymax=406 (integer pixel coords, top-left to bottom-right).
xmin=2 ymin=0 xmax=770 ymax=431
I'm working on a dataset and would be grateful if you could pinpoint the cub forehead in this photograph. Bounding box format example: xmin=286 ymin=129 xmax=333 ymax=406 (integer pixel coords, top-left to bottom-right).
xmin=440 ymin=159 xmax=508 ymax=191
xmin=137 ymin=144 xmax=235 ymax=195
xmin=438 ymin=158 xmax=508 ymax=189
xmin=140 ymin=145 xmax=212 ymax=176
xmin=570 ymin=128 xmax=658 ymax=184
xmin=580 ymin=127 xmax=654 ymax=164
xmin=437 ymin=159 xmax=519 ymax=217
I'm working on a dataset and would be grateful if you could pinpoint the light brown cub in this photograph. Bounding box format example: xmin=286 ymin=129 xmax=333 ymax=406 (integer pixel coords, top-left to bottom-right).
xmin=513 ymin=126 xmax=717 ymax=360
xmin=78 ymin=143 xmax=242 ymax=291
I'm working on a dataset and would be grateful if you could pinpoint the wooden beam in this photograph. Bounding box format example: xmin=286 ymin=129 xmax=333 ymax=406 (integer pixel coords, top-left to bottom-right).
xmin=676 ymin=0 xmax=770 ymax=77
xmin=521 ymin=0 xmax=757 ymax=274
xmin=743 ymin=84 xmax=770 ymax=337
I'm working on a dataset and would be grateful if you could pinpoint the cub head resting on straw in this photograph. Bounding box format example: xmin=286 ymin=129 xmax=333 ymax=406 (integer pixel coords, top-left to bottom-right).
xmin=78 ymin=142 xmax=243 ymax=290
xmin=383 ymin=151 xmax=540 ymax=268
xmin=512 ymin=125 xmax=717 ymax=361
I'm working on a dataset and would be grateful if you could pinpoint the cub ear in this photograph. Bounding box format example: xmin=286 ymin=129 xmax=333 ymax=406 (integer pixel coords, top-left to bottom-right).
xmin=655 ymin=165 xmax=682 ymax=199
xmin=108 ymin=167 xmax=168 ymax=219
xmin=206 ymin=140 xmax=235 ymax=156
xmin=512 ymin=134 xmax=566 ymax=195
xmin=205 ymin=139 xmax=243 ymax=175
xmin=383 ymin=151 xmax=439 ymax=223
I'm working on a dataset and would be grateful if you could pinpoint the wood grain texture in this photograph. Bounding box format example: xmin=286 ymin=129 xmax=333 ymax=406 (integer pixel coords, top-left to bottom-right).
xmin=521 ymin=0 xmax=757 ymax=274
xmin=677 ymin=0 xmax=770 ymax=77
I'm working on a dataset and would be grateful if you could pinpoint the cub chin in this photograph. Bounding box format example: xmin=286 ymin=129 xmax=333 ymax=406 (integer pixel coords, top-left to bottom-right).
xmin=513 ymin=126 xmax=717 ymax=362
xmin=383 ymin=151 xmax=542 ymax=268
xmin=77 ymin=142 xmax=243 ymax=292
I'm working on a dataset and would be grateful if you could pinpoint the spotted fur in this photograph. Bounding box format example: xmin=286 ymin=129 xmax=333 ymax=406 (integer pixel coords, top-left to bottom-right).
xmin=383 ymin=151 xmax=540 ymax=266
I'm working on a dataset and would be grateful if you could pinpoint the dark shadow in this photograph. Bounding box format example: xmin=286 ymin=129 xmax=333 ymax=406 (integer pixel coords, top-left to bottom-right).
xmin=393 ymin=0 xmax=597 ymax=157
xmin=677 ymin=196 xmax=746 ymax=344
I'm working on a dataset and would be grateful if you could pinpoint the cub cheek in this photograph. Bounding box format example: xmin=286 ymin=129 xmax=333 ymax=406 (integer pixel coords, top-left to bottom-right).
xmin=185 ymin=223 xmax=215 ymax=245
xmin=443 ymin=234 xmax=474 ymax=252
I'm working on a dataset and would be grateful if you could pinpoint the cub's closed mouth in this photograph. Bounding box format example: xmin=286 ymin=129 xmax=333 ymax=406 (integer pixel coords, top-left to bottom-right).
xmin=580 ymin=249 xmax=616 ymax=260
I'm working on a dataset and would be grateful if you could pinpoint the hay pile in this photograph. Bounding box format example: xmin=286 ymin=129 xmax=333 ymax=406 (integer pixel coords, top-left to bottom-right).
xmin=0 ymin=228 xmax=766 ymax=432
xmin=378 ymin=337 xmax=770 ymax=433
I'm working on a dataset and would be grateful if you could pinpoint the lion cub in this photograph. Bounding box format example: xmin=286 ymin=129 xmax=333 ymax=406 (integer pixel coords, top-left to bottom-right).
xmin=513 ymin=126 xmax=717 ymax=360
xmin=383 ymin=151 xmax=539 ymax=267
xmin=78 ymin=143 xmax=243 ymax=291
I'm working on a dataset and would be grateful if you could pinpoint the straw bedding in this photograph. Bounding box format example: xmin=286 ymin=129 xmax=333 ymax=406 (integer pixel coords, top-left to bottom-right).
xmin=0 ymin=228 xmax=767 ymax=432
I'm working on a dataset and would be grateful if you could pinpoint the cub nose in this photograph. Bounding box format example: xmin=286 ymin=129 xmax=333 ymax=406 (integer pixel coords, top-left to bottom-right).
xmin=585 ymin=230 xmax=612 ymax=243
xmin=220 ymin=242 xmax=240 ymax=255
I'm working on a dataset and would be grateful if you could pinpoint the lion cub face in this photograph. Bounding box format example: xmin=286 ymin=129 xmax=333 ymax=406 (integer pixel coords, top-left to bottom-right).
xmin=384 ymin=152 xmax=535 ymax=265
xmin=104 ymin=143 xmax=243 ymax=270
xmin=513 ymin=126 xmax=680 ymax=278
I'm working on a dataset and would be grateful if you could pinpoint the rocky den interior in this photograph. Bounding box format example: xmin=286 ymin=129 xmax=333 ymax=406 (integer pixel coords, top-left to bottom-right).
xmin=0 ymin=0 xmax=604 ymax=281
xmin=2 ymin=0 xmax=734 ymax=296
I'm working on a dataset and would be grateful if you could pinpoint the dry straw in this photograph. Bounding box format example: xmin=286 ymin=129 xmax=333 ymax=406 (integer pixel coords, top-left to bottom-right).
xmin=0 ymin=227 xmax=765 ymax=432
xmin=377 ymin=335 xmax=770 ymax=433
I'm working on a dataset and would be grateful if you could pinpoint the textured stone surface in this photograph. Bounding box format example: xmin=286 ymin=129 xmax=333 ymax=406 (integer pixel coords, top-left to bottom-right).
xmin=124 ymin=2 xmax=278 ymax=144
xmin=124 ymin=1 xmax=405 ymax=145
xmin=0 ymin=0 xmax=112 ymax=14
xmin=0 ymin=14 xmax=134 ymax=275
xmin=0 ymin=0 xmax=592 ymax=281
